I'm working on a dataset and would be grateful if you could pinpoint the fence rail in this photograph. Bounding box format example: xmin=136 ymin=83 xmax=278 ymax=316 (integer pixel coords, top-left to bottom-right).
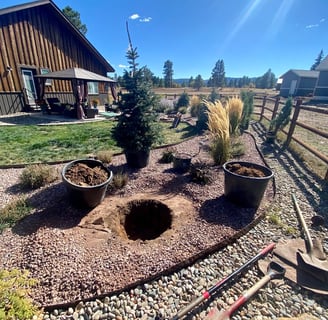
xmin=254 ymin=95 xmax=328 ymax=180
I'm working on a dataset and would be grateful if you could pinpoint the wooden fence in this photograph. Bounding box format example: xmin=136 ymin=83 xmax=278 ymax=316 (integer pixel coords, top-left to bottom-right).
xmin=253 ymin=95 xmax=328 ymax=180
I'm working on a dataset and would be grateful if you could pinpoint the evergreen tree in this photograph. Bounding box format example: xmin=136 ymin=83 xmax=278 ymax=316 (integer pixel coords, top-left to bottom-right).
xmin=112 ymin=25 xmax=161 ymax=155
xmin=311 ymin=50 xmax=324 ymax=70
xmin=256 ymin=69 xmax=276 ymax=89
xmin=62 ymin=6 xmax=87 ymax=35
xmin=194 ymin=75 xmax=204 ymax=90
xmin=208 ymin=59 xmax=225 ymax=88
xmin=163 ymin=60 xmax=174 ymax=88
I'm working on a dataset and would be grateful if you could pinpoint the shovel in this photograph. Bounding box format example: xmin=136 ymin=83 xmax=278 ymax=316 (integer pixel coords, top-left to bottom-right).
xmin=205 ymin=261 xmax=286 ymax=320
xmin=291 ymin=194 xmax=328 ymax=282
xmin=170 ymin=243 xmax=275 ymax=320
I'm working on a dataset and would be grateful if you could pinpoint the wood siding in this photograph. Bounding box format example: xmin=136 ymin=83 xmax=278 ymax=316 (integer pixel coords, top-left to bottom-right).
xmin=0 ymin=1 xmax=114 ymax=113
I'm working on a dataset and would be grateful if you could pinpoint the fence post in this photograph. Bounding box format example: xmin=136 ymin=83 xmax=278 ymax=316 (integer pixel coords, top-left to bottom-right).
xmin=259 ymin=95 xmax=267 ymax=121
xmin=285 ymin=98 xmax=302 ymax=147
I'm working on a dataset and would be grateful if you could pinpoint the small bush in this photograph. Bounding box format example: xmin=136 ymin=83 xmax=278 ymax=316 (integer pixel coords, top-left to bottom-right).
xmin=240 ymin=91 xmax=254 ymax=131
xmin=110 ymin=171 xmax=128 ymax=190
xmin=96 ymin=150 xmax=113 ymax=164
xmin=175 ymin=92 xmax=190 ymax=111
xmin=159 ymin=148 xmax=175 ymax=163
xmin=19 ymin=164 xmax=57 ymax=189
xmin=0 ymin=198 xmax=32 ymax=233
xmin=0 ymin=269 xmax=42 ymax=319
xmin=190 ymin=161 xmax=212 ymax=185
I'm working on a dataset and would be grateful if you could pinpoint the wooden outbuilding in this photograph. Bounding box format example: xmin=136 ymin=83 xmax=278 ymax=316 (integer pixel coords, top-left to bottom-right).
xmin=279 ymin=69 xmax=319 ymax=98
xmin=0 ymin=0 xmax=115 ymax=115
xmin=313 ymin=55 xmax=328 ymax=100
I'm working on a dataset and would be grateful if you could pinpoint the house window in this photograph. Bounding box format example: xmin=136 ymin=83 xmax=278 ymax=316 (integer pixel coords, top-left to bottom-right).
xmin=40 ymin=68 xmax=52 ymax=86
xmin=88 ymin=82 xmax=99 ymax=94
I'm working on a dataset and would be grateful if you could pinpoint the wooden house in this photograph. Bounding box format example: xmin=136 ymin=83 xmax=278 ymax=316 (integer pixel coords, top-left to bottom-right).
xmin=313 ymin=55 xmax=328 ymax=100
xmin=0 ymin=0 xmax=115 ymax=115
xmin=279 ymin=69 xmax=319 ymax=98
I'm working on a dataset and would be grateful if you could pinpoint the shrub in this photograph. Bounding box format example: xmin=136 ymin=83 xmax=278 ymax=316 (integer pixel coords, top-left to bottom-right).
xmin=175 ymin=92 xmax=190 ymax=111
xmin=159 ymin=147 xmax=175 ymax=163
xmin=195 ymin=104 xmax=208 ymax=132
xmin=190 ymin=161 xmax=212 ymax=185
xmin=240 ymin=91 xmax=254 ymax=131
xmin=0 ymin=269 xmax=42 ymax=319
xmin=19 ymin=164 xmax=57 ymax=189
xmin=96 ymin=150 xmax=113 ymax=164
xmin=206 ymin=100 xmax=230 ymax=165
xmin=0 ymin=198 xmax=32 ymax=233
xmin=227 ymin=97 xmax=243 ymax=135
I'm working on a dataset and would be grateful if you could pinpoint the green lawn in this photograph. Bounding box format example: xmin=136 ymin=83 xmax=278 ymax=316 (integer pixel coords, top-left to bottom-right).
xmin=0 ymin=121 xmax=197 ymax=166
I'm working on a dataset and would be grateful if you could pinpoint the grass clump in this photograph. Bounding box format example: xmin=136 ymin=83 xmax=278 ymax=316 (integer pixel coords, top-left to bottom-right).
xmin=227 ymin=97 xmax=243 ymax=135
xmin=0 ymin=268 xmax=42 ymax=319
xmin=96 ymin=150 xmax=113 ymax=164
xmin=110 ymin=171 xmax=129 ymax=190
xmin=205 ymin=100 xmax=230 ymax=165
xmin=19 ymin=164 xmax=57 ymax=189
xmin=0 ymin=198 xmax=32 ymax=234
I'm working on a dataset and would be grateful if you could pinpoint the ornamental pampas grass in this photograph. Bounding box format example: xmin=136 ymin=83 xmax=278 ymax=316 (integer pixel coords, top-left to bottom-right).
xmin=228 ymin=97 xmax=244 ymax=135
xmin=205 ymin=100 xmax=230 ymax=165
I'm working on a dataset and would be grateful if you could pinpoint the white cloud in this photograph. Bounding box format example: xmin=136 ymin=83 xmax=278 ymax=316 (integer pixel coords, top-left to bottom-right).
xmin=129 ymin=14 xmax=140 ymax=20
xmin=139 ymin=17 xmax=152 ymax=23
xmin=320 ymin=18 xmax=325 ymax=23
xmin=306 ymin=24 xmax=319 ymax=29
xmin=118 ymin=64 xmax=128 ymax=68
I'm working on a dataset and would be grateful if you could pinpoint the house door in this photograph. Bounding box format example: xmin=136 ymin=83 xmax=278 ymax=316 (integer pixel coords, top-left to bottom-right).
xmin=22 ymin=69 xmax=37 ymax=105
xmin=289 ymin=80 xmax=297 ymax=96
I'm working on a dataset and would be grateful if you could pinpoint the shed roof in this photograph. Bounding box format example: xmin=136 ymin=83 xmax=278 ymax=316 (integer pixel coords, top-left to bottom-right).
xmin=280 ymin=69 xmax=319 ymax=78
xmin=316 ymin=55 xmax=328 ymax=71
xmin=0 ymin=0 xmax=115 ymax=73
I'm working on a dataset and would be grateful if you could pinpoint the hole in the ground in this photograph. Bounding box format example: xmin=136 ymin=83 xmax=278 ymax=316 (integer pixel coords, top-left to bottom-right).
xmin=123 ymin=199 xmax=172 ymax=240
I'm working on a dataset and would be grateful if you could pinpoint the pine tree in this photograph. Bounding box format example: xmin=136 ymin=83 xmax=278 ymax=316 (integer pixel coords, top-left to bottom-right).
xmin=163 ymin=60 xmax=174 ymax=88
xmin=112 ymin=24 xmax=161 ymax=157
xmin=311 ymin=50 xmax=324 ymax=70
xmin=208 ymin=59 xmax=225 ymax=88
xmin=62 ymin=6 xmax=87 ymax=35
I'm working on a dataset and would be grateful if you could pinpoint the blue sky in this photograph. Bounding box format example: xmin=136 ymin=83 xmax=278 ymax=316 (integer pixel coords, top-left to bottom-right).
xmin=2 ymin=0 xmax=328 ymax=79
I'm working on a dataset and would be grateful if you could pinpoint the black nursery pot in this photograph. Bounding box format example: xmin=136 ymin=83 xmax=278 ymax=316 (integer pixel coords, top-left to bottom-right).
xmin=223 ymin=161 xmax=274 ymax=208
xmin=125 ymin=149 xmax=150 ymax=168
xmin=173 ymin=152 xmax=192 ymax=173
xmin=62 ymin=159 xmax=113 ymax=208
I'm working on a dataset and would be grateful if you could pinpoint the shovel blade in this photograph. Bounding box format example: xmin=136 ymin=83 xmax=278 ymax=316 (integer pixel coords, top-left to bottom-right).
xmin=297 ymin=251 xmax=328 ymax=283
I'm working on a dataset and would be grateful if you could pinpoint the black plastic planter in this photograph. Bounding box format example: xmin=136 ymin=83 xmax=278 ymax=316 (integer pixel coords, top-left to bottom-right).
xmin=125 ymin=149 xmax=150 ymax=168
xmin=62 ymin=159 xmax=113 ymax=208
xmin=223 ymin=161 xmax=274 ymax=208
xmin=173 ymin=152 xmax=192 ymax=173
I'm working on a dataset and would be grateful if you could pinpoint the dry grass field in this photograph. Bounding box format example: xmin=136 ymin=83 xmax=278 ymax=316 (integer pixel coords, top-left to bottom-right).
xmin=155 ymin=87 xmax=328 ymax=179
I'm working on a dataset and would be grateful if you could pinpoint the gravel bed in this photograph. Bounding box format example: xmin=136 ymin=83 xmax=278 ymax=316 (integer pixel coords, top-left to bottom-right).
xmin=1 ymin=121 xmax=328 ymax=319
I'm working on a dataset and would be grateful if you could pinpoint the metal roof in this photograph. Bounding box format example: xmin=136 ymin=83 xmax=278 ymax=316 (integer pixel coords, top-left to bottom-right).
xmin=280 ymin=69 xmax=319 ymax=78
xmin=35 ymin=68 xmax=116 ymax=82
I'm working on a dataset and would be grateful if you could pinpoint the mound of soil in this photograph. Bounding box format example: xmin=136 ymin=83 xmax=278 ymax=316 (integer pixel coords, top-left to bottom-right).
xmin=64 ymin=163 xmax=109 ymax=186
xmin=226 ymin=163 xmax=267 ymax=177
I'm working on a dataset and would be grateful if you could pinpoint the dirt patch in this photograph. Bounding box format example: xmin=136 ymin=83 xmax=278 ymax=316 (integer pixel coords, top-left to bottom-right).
xmin=64 ymin=163 xmax=109 ymax=186
xmin=226 ymin=163 xmax=267 ymax=177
